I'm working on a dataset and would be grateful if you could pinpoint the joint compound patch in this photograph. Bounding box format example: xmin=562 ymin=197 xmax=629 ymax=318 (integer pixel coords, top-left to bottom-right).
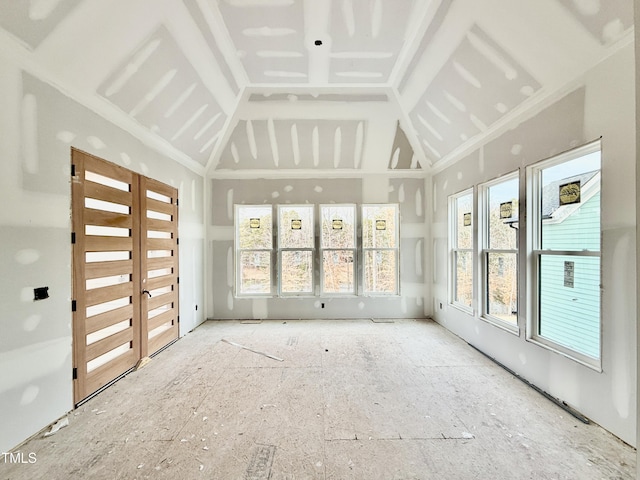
xmin=246 ymin=444 xmax=276 ymax=480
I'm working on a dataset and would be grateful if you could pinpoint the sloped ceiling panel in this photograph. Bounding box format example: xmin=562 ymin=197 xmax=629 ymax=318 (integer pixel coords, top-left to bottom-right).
xmin=0 ymin=0 xmax=82 ymax=49
xmin=217 ymin=119 xmax=366 ymax=170
xmin=98 ymin=26 xmax=227 ymax=166
xmin=218 ymin=0 xmax=307 ymax=83
xmin=558 ymin=0 xmax=633 ymax=44
xmin=182 ymin=0 xmax=240 ymax=93
xmin=398 ymin=0 xmax=452 ymax=93
xmin=409 ymin=24 xmax=541 ymax=162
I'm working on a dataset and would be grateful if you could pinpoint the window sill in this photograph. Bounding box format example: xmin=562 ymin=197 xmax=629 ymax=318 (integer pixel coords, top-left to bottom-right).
xmin=526 ymin=336 xmax=602 ymax=372
xmin=449 ymin=302 xmax=474 ymax=316
xmin=479 ymin=314 xmax=520 ymax=336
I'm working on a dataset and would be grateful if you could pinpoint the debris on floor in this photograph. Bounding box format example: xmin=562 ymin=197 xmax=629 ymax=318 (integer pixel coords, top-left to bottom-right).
xmin=43 ymin=417 xmax=69 ymax=437
xmin=221 ymin=338 xmax=284 ymax=362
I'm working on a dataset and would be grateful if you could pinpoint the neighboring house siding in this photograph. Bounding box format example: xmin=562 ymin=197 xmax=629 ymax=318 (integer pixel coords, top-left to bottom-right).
xmin=542 ymin=192 xmax=600 ymax=250
xmin=539 ymin=192 xmax=600 ymax=358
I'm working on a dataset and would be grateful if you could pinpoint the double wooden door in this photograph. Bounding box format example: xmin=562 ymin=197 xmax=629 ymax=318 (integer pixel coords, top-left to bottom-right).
xmin=71 ymin=149 xmax=179 ymax=404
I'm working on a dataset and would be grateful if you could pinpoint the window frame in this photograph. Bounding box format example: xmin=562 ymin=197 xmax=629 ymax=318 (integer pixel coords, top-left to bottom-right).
xmin=361 ymin=203 xmax=400 ymax=296
xmin=526 ymin=140 xmax=602 ymax=370
xmin=449 ymin=188 xmax=474 ymax=314
xmin=234 ymin=204 xmax=274 ymax=297
xmin=479 ymin=172 xmax=520 ymax=334
xmin=319 ymin=203 xmax=357 ymax=296
xmin=277 ymin=204 xmax=315 ymax=297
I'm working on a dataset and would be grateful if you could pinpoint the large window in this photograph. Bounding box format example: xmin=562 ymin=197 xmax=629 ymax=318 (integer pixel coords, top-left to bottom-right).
xmin=320 ymin=204 xmax=356 ymax=295
xmin=529 ymin=141 xmax=601 ymax=366
xmin=450 ymin=190 xmax=473 ymax=311
xmin=362 ymin=204 xmax=399 ymax=295
xmin=278 ymin=205 xmax=314 ymax=295
xmin=235 ymin=205 xmax=273 ymax=295
xmin=481 ymin=174 xmax=519 ymax=329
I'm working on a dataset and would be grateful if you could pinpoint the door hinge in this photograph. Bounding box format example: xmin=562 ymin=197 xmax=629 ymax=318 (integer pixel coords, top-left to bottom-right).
xmin=175 ymin=198 xmax=179 ymax=206
xmin=71 ymin=164 xmax=76 ymax=177
xmin=72 ymin=368 xmax=78 ymax=380
xmin=177 ymin=316 xmax=180 ymax=323
xmin=176 ymin=237 xmax=179 ymax=245
xmin=176 ymin=276 xmax=179 ymax=284
xmin=72 ymin=300 xmax=77 ymax=312
xmin=71 ymin=232 xmax=76 ymax=244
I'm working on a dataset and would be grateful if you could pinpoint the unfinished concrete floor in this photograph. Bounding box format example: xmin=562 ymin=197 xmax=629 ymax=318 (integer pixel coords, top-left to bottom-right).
xmin=2 ymin=319 xmax=635 ymax=479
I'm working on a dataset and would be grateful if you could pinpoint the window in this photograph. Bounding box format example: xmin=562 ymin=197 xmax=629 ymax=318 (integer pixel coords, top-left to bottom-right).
xmin=481 ymin=174 xmax=519 ymax=329
xmin=362 ymin=204 xmax=399 ymax=295
xmin=235 ymin=205 xmax=273 ymax=296
xmin=320 ymin=204 xmax=356 ymax=295
xmin=450 ymin=190 xmax=473 ymax=311
xmin=278 ymin=205 xmax=314 ymax=295
xmin=528 ymin=141 xmax=601 ymax=366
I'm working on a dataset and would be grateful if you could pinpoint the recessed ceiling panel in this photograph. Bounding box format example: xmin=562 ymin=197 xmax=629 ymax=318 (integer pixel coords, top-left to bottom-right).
xmin=218 ymin=0 xmax=307 ymax=83
xmin=330 ymin=57 xmax=396 ymax=83
xmin=0 ymin=0 xmax=82 ymax=49
xmin=558 ymin=0 xmax=633 ymax=44
xmin=329 ymin=0 xmax=413 ymax=83
xmin=98 ymin=27 xmax=226 ymax=165
xmin=248 ymin=93 xmax=389 ymax=102
xmin=410 ymin=25 xmax=541 ymax=162
xmin=217 ymin=119 xmax=365 ymax=170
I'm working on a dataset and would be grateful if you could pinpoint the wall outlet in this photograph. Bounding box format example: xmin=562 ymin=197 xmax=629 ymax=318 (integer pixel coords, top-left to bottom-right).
xmin=321 ymin=303 xmax=325 ymax=308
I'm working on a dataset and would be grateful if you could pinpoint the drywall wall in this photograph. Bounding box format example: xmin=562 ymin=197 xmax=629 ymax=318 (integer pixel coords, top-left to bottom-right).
xmin=431 ymin=44 xmax=636 ymax=446
xmin=207 ymin=175 xmax=428 ymax=320
xmin=0 ymin=57 xmax=206 ymax=453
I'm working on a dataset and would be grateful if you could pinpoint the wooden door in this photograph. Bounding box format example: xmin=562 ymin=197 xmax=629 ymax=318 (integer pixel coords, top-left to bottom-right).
xmin=71 ymin=149 xmax=179 ymax=404
xmin=140 ymin=177 xmax=180 ymax=357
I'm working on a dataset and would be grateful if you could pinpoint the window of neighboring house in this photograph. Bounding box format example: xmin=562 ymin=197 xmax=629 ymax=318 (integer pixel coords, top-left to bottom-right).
xmin=362 ymin=204 xmax=399 ymax=295
xmin=235 ymin=205 xmax=273 ymax=296
xmin=320 ymin=204 xmax=357 ymax=295
xmin=481 ymin=174 xmax=519 ymax=330
xmin=278 ymin=204 xmax=315 ymax=295
xmin=528 ymin=141 xmax=601 ymax=367
xmin=450 ymin=189 xmax=473 ymax=312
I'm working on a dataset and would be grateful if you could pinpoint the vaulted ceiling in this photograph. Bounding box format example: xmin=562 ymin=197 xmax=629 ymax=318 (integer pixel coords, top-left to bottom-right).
xmin=0 ymin=0 xmax=633 ymax=176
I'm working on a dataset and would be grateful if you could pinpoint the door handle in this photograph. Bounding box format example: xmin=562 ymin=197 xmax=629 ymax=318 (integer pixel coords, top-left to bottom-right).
xmin=142 ymin=289 xmax=152 ymax=298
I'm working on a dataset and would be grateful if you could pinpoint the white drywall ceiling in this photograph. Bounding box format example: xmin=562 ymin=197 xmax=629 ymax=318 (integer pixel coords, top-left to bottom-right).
xmin=0 ymin=0 xmax=632 ymax=175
